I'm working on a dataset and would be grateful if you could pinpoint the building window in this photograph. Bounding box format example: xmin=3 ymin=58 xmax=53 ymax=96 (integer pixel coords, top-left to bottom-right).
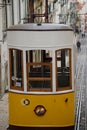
xmin=9 ymin=49 xmax=23 ymax=90
xmin=18 ymin=0 xmax=21 ymax=23
xmin=56 ymin=49 xmax=72 ymax=91
xmin=26 ymin=50 xmax=52 ymax=91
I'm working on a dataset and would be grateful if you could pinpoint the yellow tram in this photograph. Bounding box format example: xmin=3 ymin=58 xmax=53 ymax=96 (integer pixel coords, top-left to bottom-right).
xmin=7 ymin=23 xmax=76 ymax=130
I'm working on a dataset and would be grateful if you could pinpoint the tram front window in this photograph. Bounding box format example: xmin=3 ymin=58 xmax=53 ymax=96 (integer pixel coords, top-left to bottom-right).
xmin=56 ymin=49 xmax=72 ymax=90
xmin=26 ymin=50 xmax=52 ymax=91
xmin=9 ymin=49 xmax=23 ymax=90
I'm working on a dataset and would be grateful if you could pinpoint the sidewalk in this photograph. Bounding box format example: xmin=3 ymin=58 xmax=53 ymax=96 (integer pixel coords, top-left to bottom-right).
xmin=0 ymin=93 xmax=8 ymax=130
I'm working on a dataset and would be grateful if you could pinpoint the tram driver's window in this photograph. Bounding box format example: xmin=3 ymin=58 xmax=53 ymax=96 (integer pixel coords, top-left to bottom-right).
xmin=9 ymin=49 xmax=23 ymax=90
xmin=56 ymin=49 xmax=72 ymax=90
xmin=26 ymin=50 xmax=52 ymax=91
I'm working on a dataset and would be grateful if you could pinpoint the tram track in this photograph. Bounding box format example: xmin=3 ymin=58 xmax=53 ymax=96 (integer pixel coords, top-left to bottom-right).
xmin=85 ymin=46 xmax=87 ymax=130
xmin=75 ymin=40 xmax=87 ymax=130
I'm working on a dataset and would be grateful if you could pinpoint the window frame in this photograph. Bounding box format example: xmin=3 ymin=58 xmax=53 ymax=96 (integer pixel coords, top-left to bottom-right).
xmin=55 ymin=48 xmax=72 ymax=91
xmin=9 ymin=48 xmax=24 ymax=91
xmin=26 ymin=62 xmax=52 ymax=92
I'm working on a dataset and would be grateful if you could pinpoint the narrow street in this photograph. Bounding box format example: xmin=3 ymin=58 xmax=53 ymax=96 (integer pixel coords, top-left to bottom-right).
xmin=75 ymin=33 xmax=87 ymax=130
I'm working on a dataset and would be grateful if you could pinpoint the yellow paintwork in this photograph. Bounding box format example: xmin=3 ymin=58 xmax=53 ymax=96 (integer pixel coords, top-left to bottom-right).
xmin=9 ymin=92 xmax=75 ymax=127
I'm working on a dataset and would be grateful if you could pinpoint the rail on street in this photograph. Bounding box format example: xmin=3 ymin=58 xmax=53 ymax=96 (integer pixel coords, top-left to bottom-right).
xmin=75 ymin=33 xmax=87 ymax=130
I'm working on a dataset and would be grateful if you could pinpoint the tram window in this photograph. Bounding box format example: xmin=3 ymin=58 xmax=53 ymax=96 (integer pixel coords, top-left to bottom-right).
xmin=56 ymin=49 xmax=72 ymax=90
xmin=9 ymin=49 xmax=23 ymax=90
xmin=26 ymin=50 xmax=52 ymax=91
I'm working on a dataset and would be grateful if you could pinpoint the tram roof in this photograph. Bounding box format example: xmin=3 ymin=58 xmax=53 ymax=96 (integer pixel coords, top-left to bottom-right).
xmin=7 ymin=23 xmax=73 ymax=31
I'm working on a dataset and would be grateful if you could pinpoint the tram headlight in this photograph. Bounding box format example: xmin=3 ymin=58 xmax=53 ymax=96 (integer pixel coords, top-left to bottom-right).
xmin=34 ymin=105 xmax=46 ymax=116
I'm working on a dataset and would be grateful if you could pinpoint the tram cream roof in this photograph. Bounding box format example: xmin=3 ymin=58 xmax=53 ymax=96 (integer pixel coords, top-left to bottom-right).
xmin=7 ymin=23 xmax=74 ymax=48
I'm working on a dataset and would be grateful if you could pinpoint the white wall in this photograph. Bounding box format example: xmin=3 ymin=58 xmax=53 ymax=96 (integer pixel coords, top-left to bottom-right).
xmin=54 ymin=2 xmax=61 ymax=23
xmin=7 ymin=1 xmax=13 ymax=27
xmin=13 ymin=0 xmax=18 ymax=24
xmin=0 ymin=0 xmax=9 ymax=97
xmin=0 ymin=0 xmax=3 ymax=40
xmin=0 ymin=42 xmax=8 ymax=96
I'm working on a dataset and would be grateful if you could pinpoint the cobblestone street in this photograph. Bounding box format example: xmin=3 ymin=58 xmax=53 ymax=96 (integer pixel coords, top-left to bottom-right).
xmin=75 ymin=33 xmax=87 ymax=130
xmin=0 ymin=93 xmax=8 ymax=130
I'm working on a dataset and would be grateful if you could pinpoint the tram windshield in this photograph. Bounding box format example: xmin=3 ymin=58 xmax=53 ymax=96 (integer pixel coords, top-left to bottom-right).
xmin=26 ymin=50 xmax=52 ymax=91
xmin=56 ymin=49 xmax=72 ymax=90
xmin=9 ymin=48 xmax=72 ymax=92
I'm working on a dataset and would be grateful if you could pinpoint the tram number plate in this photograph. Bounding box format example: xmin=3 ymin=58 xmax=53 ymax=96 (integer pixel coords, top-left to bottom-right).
xmin=16 ymin=82 xmax=21 ymax=87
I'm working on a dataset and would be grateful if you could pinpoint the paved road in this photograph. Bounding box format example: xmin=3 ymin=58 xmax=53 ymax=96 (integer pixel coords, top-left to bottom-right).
xmin=75 ymin=33 xmax=87 ymax=130
xmin=0 ymin=93 xmax=8 ymax=130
